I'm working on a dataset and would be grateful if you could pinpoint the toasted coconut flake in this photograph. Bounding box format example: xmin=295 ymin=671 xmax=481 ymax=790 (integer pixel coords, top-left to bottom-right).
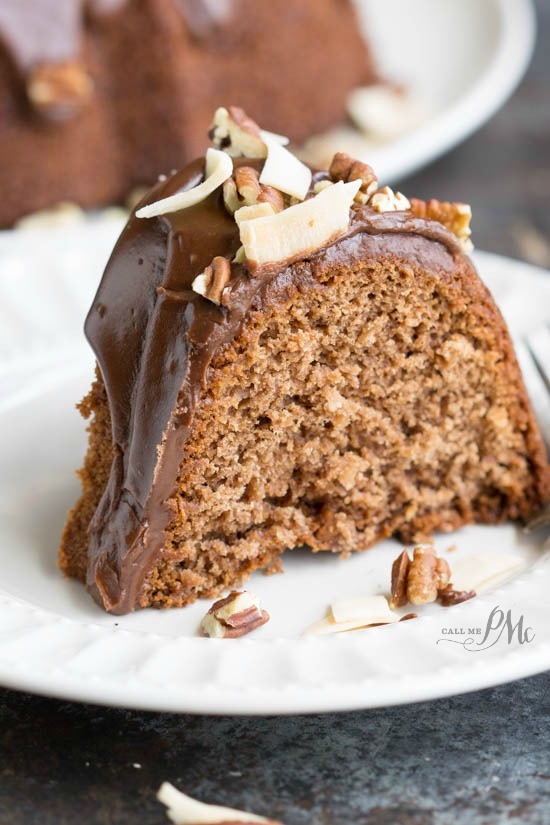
xmin=239 ymin=179 xmax=360 ymax=265
xmin=450 ymin=554 xmax=527 ymax=595
xmin=259 ymin=134 xmax=312 ymax=201
xmin=260 ymin=128 xmax=290 ymax=146
xmin=136 ymin=149 xmax=232 ymax=218
xmin=234 ymin=202 xmax=276 ymax=227
xmin=304 ymin=609 xmax=398 ymax=637
xmin=158 ymin=783 xmax=272 ymax=824
xmin=331 ymin=594 xmax=395 ymax=624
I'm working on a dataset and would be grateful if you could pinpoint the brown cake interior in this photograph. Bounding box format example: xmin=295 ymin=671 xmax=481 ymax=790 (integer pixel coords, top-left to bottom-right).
xmin=60 ymin=233 xmax=550 ymax=609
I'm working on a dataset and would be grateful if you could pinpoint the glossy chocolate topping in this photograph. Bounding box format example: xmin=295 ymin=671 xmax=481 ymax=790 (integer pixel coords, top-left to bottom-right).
xmin=85 ymin=157 xmax=463 ymax=613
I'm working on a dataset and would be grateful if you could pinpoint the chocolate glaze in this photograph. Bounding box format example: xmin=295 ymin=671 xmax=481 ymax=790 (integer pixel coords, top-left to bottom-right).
xmin=85 ymin=157 xmax=463 ymax=613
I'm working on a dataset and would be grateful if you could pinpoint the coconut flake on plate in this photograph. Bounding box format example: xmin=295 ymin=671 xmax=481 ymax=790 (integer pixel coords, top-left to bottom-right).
xmin=331 ymin=594 xmax=396 ymax=624
xmin=304 ymin=595 xmax=398 ymax=636
xmin=450 ymin=554 xmax=528 ymax=595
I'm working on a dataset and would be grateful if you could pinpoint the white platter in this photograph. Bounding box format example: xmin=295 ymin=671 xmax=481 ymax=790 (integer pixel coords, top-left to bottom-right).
xmin=350 ymin=0 xmax=536 ymax=183
xmin=0 ymin=239 xmax=549 ymax=714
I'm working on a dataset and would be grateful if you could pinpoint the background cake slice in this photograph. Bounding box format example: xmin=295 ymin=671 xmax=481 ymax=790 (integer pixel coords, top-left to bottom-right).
xmin=0 ymin=0 xmax=374 ymax=226
xmin=59 ymin=107 xmax=550 ymax=614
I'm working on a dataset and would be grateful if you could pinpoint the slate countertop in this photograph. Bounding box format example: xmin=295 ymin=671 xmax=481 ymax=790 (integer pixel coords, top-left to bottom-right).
xmin=1 ymin=2 xmax=549 ymax=824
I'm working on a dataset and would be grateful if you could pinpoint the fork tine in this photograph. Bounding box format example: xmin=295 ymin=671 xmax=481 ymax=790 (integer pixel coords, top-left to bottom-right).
xmin=514 ymin=331 xmax=550 ymax=449
xmin=525 ymin=324 xmax=550 ymax=396
xmin=516 ymin=326 xmax=550 ymax=532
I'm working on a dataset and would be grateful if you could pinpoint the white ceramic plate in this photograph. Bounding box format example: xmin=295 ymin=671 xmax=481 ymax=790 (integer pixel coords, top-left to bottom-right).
xmin=351 ymin=0 xmax=536 ymax=183
xmin=0 ymin=233 xmax=549 ymax=714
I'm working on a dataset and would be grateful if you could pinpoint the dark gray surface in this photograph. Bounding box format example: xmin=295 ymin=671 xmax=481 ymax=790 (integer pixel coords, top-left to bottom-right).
xmin=1 ymin=673 xmax=549 ymax=825
xmin=1 ymin=2 xmax=549 ymax=823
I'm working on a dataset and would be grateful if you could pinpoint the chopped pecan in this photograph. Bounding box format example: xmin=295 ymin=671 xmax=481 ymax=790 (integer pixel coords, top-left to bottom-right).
xmin=235 ymin=166 xmax=262 ymax=204
xmin=191 ymin=256 xmax=231 ymax=305
xmin=371 ymin=185 xmax=411 ymax=213
xmin=257 ymin=184 xmax=285 ymax=213
xmin=410 ymin=197 xmax=473 ymax=253
xmin=209 ymin=106 xmax=266 ymax=158
xmin=201 ymin=591 xmax=270 ymax=638
xmin=390 ymin=545 xmax=456 ymax=607
xmin=400 ymin=613 xmax=418 ymax=621
xmin=437 ymin=585 xmax=476 ymax=607
xmin=224 ymin=168 xmax=284 ymax=215
xmin=228 ymin=105 xmax=262 ymax=137
xmin=407 ymin=545 xmax=451 ymax=605
xmin=329 ymin=152 xmax=378 ymax=204
xmin=27 ymin=60 xmax=93 ymax=120
xmin=390 ymin=549 xmax=410 ymax=609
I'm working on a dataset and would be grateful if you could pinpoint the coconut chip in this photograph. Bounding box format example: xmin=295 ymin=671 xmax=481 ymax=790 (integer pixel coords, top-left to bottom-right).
xmin=136 ymin=149 xmax=232 ymax=219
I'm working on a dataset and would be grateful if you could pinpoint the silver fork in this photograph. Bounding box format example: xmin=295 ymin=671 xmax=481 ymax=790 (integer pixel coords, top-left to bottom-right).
xmin=516 ymin=323 xmax=550 ymax=531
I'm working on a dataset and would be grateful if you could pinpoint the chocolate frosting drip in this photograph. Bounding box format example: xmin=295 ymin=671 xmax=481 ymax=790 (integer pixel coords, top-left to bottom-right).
xmin=85 ymin=158 xmax=463 ymax=613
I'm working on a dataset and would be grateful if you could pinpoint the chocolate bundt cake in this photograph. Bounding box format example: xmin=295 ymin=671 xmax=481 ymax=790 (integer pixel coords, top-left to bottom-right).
xmin=59 ymin=106 xmax=550 ymax=614
xmin=0 ymin=0 xmax=374 ymax=227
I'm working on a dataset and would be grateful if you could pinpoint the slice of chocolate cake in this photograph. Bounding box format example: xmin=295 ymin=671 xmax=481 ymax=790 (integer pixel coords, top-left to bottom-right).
xmin=59 ymin=106 xmax=550 ymax=614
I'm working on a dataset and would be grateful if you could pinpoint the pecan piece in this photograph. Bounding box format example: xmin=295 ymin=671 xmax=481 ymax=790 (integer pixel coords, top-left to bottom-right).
xmin=27 ymin=60 xmax=93 ymax=120
xmin=371 ymin=185 xmax=411 ymax=213
xmin=329 ymin=152 xmax=378 ymax=204
xmin=201 ymin=591 xmax=270 ymax=638
xmin=390 ymin=549 xmax=410 ymax=609
xmin=257 ymin=184 xmax=284 ymax=213
xmin=209 ymin=105 xmax=266 ymax=158
xmin=228 ymin=105 xmax=262 ymax=137
xmin=224 ymin=169 xmax=284 ymax=215
xmin=410 ymin=197 xmax=473 ymax=252
xmin=437 ymin=585 xmax=476 ymax=607
xmin=234 ymin=166 xmax=262 ymax=205
xmin=191 ymin=256 xmax=231 ymax=305
xmin=389 ymin=546 xmax=475 ymax=609
xmin=407 ymin=545 xmax=451 ymax=605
